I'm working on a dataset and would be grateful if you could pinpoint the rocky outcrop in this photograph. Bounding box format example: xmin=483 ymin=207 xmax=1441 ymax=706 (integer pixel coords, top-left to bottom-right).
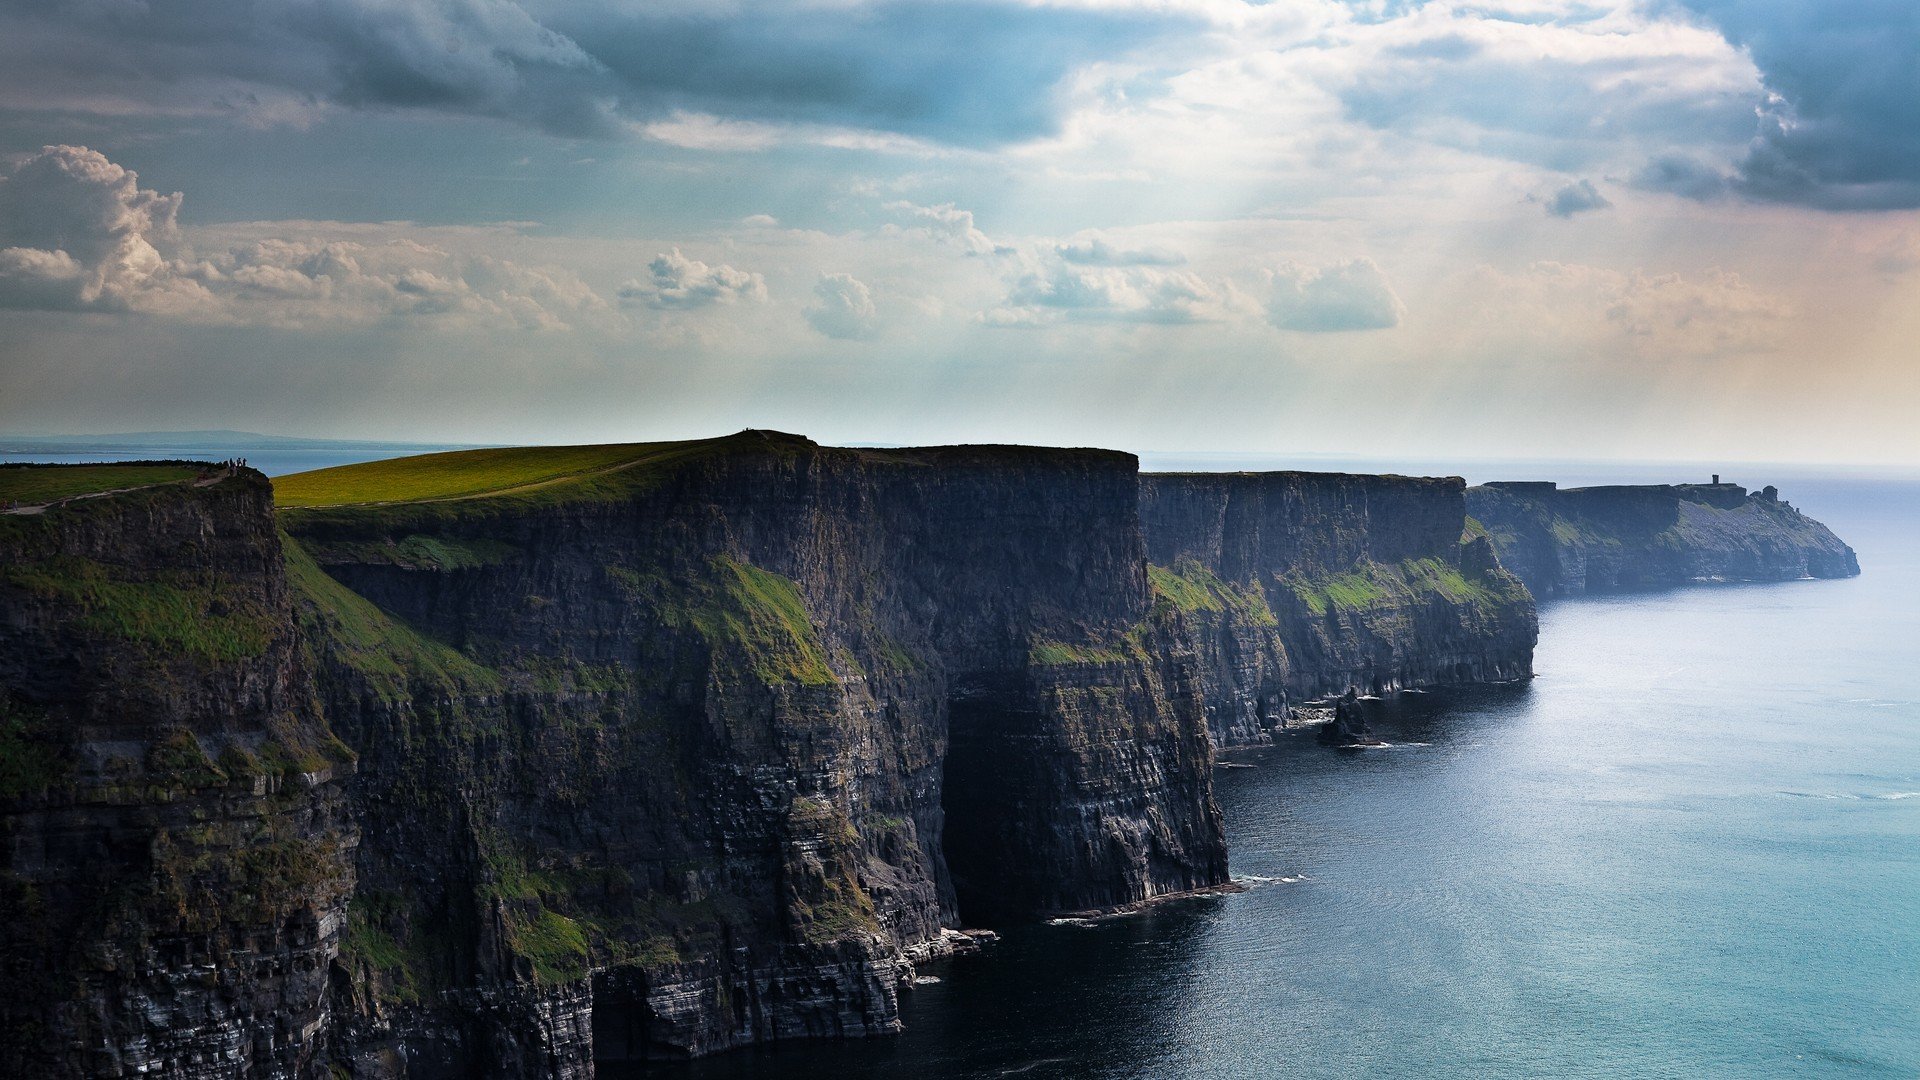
xmin=1466 ymin=481 xmax=1861 ymax=598
xmin=0 ymin=470 xmax=357 ymax=1078
xmin=1140 ymin=472 xmax=1537 ymax=746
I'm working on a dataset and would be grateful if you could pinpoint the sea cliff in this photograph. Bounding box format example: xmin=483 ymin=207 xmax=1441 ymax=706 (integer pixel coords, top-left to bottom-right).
xmin=1466 ymin=480 xmax=1861 ymax=598
xmin=1141 ymin=472 xmax=1537 ymax=746
xmin=2 ymin=435 xmax=1227 ymax=1075
xmin=0 ymin=469 xmax=356 ymax=1078
xmin=0 ymin=442 xmax=1862 ymax=1077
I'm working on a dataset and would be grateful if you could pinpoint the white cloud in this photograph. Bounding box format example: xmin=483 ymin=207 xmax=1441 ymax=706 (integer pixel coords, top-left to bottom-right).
xmin=618 ymin=248 xmax=767 ymax=309
xmin=805 ymin=273 xmax=879 ymax=339
xmin=1055 ymin=235 xmax=1186 ymax=266
xmin=884 ymin=200 xmax=1007 ymax=256
xmin=0 ymin=145 xmax=608 ymax=329
xmin=992 ymin=262 xmax=1230 ymax=326
xmin=1267 ymin=258 xmax=1404 ymax=332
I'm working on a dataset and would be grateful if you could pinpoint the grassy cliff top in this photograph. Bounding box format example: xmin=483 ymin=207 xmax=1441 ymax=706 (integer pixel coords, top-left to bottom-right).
xmin=272 ymin=436 xmax=763 ymax=508
xmin=274 ymin=430 xmax=1138 ymax=510
xmin=0 ymin=462 xmax=206 ymax=506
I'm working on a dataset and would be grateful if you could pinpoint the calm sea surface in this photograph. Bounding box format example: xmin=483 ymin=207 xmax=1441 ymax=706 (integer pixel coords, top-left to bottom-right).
xmin=636 ymin=473 xmax=1920 ymax=1079
xmin=11 ymin=445 xmax=1915 ymax=1076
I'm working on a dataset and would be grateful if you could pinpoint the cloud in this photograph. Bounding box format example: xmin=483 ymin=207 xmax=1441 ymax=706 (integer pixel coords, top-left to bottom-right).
xmin=1330 ymin=5 xmax=1759 ymax=173
xmin=1055 ymin=235 xmax=1186 ymax=266
xmin=1674 ymin=0 xmax=1920 ymax=209
xmin=618 ymin=249 xmax=767 ymax=310
xmin=805 ymin=273 xmax=879 ymax=339
xmin=1458 ymin=260 xmax=1794 ymax=358
xmin=1540 ymin=178 xmax=1611 ymax=218
xmin=1632 ymin=154 xmax=1731 ymax=200
xmin=0 ymin=145 xmax=606 ymax=328
xmin=0 ymin=0 xmax=1188 ymax=147
xmin=884 ymin=201 xmax=1007 ymax=256
xmin=1266 ymin=259 xmax=1403 ymax=333
xmin=992 ymin=262 xmax=1229 ymax=326
xmin=0 ymin=144 xmax=202 ymax=313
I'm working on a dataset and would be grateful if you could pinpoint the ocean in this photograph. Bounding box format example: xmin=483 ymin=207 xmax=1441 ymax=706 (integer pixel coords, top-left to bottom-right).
xmin=628 ymin=472 xmax=1920 ymax=1079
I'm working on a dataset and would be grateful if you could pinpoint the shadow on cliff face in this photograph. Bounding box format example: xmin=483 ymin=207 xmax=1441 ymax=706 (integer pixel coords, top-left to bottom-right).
xmin=941 ymin=698 xmax=1053 ymax=925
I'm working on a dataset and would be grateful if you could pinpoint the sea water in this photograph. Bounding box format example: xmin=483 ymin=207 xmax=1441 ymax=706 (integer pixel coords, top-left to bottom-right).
xmin=636 ymin=473 xmax=1920 ymax=1078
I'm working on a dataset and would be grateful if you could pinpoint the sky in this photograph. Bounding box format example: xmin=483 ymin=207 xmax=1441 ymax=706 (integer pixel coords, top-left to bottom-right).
xmin=0 ymin=0 xmax=1916 ymax=465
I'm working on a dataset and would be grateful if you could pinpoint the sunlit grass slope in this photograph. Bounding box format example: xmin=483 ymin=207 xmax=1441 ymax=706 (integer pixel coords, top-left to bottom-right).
xmin=0 ymin=463 xmax=202 ymax=505
xmin=273 ymin=438 xmax=741 ymax=508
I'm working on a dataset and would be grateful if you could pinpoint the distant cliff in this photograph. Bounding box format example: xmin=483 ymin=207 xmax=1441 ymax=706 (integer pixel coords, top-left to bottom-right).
xmin=1466 ymin=481 xmax=1861 ymax=598
xmin=1141 ymin=473 xmax=1537 ymax=746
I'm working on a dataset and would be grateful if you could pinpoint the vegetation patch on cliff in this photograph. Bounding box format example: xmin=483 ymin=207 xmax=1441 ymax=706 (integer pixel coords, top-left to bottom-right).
xmin=1149 ymin=560 xmax=1277 ymax=626
xmin=655 ymin=556 xmax=835 ymax=687
xmin=1285 ymin=556 xmax=1520 ymax=617
xmin=1 ymin=556 xmax=277 ymax=664
xmin=284 ymin=534 xmax=500 ymax=699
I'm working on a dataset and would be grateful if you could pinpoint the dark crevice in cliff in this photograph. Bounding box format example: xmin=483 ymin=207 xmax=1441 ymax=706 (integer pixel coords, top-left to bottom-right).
xmin=941 ymin=698 xmax=1046 ymax=925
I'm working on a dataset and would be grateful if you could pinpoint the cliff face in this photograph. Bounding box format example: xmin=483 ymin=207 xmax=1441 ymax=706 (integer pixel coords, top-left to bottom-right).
xmin=1140 ymin=472 xmax=1537 ymax=746
xmin=0 ymin=471 xmax=356 ymax=1078
xmin=279 ymin=433 xmax=1226 ymax=1071
xmin=1466 ymin=481 xmax=1861 ymax=598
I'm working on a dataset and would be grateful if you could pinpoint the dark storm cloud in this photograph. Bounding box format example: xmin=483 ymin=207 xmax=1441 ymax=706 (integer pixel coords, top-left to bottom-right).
xmin=1670 ymin=0 xmax=1920 ymax=209
xmin=0 ymin=0 xmax=1187 ymax=146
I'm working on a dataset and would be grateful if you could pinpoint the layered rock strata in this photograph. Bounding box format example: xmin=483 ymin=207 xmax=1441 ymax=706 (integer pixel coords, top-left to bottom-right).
xmin=0 ymin=470 xmax=357 ymax=1078
xmin=285 ymin=433 xmax=1227 ymax=1069
xmin=1140 ymin=472 xmax=1538 ymax=746
xmin=2 ymin=433 xmax=1229 ymax=1075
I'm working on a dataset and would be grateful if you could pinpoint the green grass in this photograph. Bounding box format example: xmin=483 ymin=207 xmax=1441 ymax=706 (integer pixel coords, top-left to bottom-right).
xmin=272 ymin=438 xmax=739 ymax=508
xmin=1148 ymin=560 xmax=1277 ymax=626
xmin=283 ymin=535 xmax=500 ymax=699
xmin=1286 ymin=555 xmax=1522 ymax=618
xmin=505 ymin=907 xmax=591 ymax=983
xmin=1 ymin=556 xmax=277 ymax=664
xmin=660 ymin=556 xmax=835 ymax=686
xmin=0 ymin=463 xmax=202 ymax=505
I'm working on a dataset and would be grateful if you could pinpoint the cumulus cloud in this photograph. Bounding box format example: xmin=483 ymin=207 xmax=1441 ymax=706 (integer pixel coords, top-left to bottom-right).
xmin=0 ymin=145 xmax=606 ymax=329
xmin=991 ymin=263 xmax=1229 ymax=326
xmin=1055 ymin=236 xmax=1186 ymax=266
xmin=618 ymin=249 xmax=767 ymax=309
xmin=1540 ymin=179 xmax=1612 ymax=218
xmin=884 ymin=201 xmax=1007 ymax=256
xmin=0 ymin=145 xmax=204 ymax=314
xmin=1266 ymin=259 xmax=1404 ymax=333
xmin=805 ymin=273 xmax=879 ymax=339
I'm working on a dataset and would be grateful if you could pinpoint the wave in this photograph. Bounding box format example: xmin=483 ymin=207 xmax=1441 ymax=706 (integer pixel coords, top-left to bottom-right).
xmin=1234 ymin=873 xmax=1306 ymax=886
